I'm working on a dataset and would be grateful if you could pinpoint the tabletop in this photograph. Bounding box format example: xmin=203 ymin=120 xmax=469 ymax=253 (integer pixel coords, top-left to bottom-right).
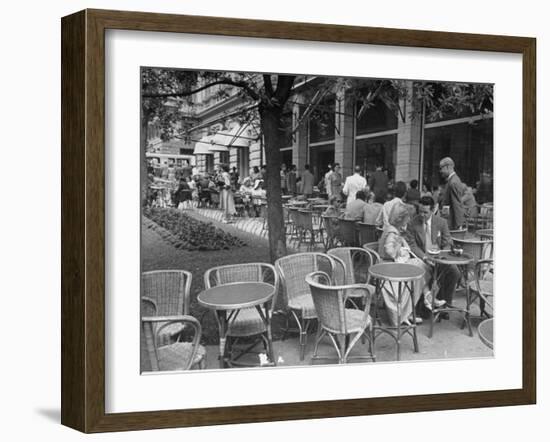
xmin=197 ymin=282 xmax=275 ymax=310
xmin=478 ymin=318 xmax=494 ymax=349
xmin=368 ymin=262 xmax=425 ymax=282
xmin=426 ymin=250 xmax=474 ymax=266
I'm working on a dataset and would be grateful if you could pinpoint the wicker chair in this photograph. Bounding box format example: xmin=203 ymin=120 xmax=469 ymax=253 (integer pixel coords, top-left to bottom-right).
xmin=321 ymin=215 xmax=342 ymax=251
xmin=204 ymin=263 xmax=279 ymax=365
xmin=452 ymin=237 xmax=494 ymax=261
xmin=468 ymin=259 xmax=494 ymax=318
xmin=339 ymin=219 xmax=359 ymax=247
xmin=305 ymin=272 xmax=375 ymax=364
xmin=327 ymin=247 xmax=378 ymax=303
xmin=449 ymin=227 xmax=468 ymax=240
xmin=141 ymin=297 xmax=206 ymax=371
xmin=363 ymin=241 xmax=381 ymax=258
xmin=141 ymin=270 xmax=192 ymax=346
xmin=275 ymin=253 xmax=336 ymax=360
xmin=357 ymin=222 xmax=377 ymax=245
xmin=297 ymin=210 xmax=323 ymax=250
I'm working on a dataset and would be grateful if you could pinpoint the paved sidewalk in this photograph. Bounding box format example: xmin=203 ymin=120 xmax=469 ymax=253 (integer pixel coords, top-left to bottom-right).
xmin=202 ymin=288 xmax=493 ymax=369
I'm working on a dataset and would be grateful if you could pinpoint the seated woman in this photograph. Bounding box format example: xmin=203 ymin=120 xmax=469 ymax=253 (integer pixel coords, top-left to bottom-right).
xmin=322 ymin=196 xmax=342 ymax=244
xmin=378 ymin=204 xmax=432 ymax=326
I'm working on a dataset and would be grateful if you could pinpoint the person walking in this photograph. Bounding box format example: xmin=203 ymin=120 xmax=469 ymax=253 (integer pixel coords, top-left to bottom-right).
xmin=324 ymin=164 xmax=333 ymax=198
xmin=439 ymin=157 xmax=465 ymax=229
xmin=301 ymin=164 xmax=315 ymax=198
xmin=342 ymin=165 xmax=367 ymax=205
xmin=369 ymin=164 xmax=389 ymax=203
xmin=287 ymin=164 xmax=297 ymax=195
xmin=220 ymin=164 xmax=236 ymax=223
xmin=328 ymin=163 xmax=343 ymax=201
xmin=280 ymin=163 xmax=288 ymax=195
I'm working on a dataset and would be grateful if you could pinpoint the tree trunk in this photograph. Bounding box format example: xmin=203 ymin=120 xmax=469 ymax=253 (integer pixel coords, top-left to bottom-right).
xmin=140 ymin=111 xmax=150 ymax=207
xmin=259 ymin=102 xmax=287 ymax=262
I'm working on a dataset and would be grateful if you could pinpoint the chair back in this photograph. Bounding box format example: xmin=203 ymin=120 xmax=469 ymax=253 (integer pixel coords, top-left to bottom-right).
xmin=339 ymin=219 xmax=358 ymax=246
xmin=204 ymin=263 xmax=279 ymax=314
xmin=328 ymin=247 xmax=378 ymax=285
xmin=298 ymin=209 xmax=314 ymax=230
xmin=141 ymin=270 xmax=192 ymax=316
xmin=452 ymin=237 xmax=494 ymax=261
xmin=449 ymin=228 xmax=467 ymax=240
xmin=357 ymin=222 xmax=377 ymax=245
xmin=141 ymin=297 xmax=157 ymax=372
xmin=305 ymin=272 xmax=373 ymax=335
xmin=321 ymin=215 xmax=340 ymax=244
xmin=275 ymin=253 xmax=335 ymax=308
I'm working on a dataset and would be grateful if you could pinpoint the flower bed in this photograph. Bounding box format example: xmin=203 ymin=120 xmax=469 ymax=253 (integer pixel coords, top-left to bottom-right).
xmin=143 ymin=207 xmax=246 ymax=251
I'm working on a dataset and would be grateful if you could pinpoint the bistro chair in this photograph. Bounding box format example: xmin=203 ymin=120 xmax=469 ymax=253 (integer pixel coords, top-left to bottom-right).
xmin=297 ymin=209 xmax=323 ymax=250
xmin=204 ymin=263 xmax=279 ymax=366
xmin=452 ymin=237 xmax=494 ymax=261
xmin=321 ymin=215 xmax=342 ymax=251
xmin=328 ymin=247 xmax=378 ymax=302
xmin=363 ymin=241 xmax=382 ymax=260
xmin=141 ymin=270 xmax=192 ymax=346
xmin=449 ymin=227 xmax=468 ymax=240
xmin=141 ymin=297 xmax=206 ymax=371
xmin=357 ymin=222 xmax=378 ymax=245
xmin=468 ymin=259 xmax=494 ymax=319
xmin=275 ymin=253 xmax=335 ymax=361
xmin=305 ymin=272 xmax=375 ymax=364
xmin=339 ymin=219 xmax=359 ymax=247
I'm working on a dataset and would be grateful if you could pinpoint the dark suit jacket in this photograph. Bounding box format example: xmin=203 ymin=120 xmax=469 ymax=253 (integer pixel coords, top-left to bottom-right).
xmin=443 ymin=173 xmax=465 ymax=229
xmin=369 ymin=170 xmax=389 ymax=202
xmin=405 ymin=214 xmax=453 ymax=259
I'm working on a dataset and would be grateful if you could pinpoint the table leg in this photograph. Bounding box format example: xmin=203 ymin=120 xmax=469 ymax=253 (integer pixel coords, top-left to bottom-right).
xmin=462 ymin=266 xmax=473 ymax=337
xmin=217 ymin=311 xmax=227 ymax=368
xmin=256 ymin=304 xmax=275 ymax=365
xmin=428 ymin=265 xmax=439 ymax=339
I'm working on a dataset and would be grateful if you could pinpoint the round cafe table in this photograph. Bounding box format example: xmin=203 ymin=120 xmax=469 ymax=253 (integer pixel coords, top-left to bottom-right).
xmin=368 ymin=263 xmax=425 ymax=361
xmin=478 ymin=318 xmax=494 ymax=349
xmin=197 ymin=282 xmax=276 ymax=368
xmin=425 ymin=250 xmax=474 ymax=338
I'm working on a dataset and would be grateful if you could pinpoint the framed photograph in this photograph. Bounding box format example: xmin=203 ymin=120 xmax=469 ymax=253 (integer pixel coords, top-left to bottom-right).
xmin=61 ymin=9 xmax=536 ymax=433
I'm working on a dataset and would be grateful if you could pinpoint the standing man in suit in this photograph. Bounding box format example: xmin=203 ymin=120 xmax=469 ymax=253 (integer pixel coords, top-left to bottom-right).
xmin=342 ymin=165 xmax=367 ymax=205
xmin=439 ymin=157 xmax=465 ymax=229
xmin=406 ymin=196 xmax=460 ymax=313
xmin=369 ymin=164 xmax=389 ymax=203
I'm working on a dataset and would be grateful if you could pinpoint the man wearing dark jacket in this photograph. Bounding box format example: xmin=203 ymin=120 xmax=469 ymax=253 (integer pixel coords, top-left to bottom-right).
xmin=369 ymin=165 xmax=389 ymax=203
xmin=439 ymin=157 xmax=465 ymax=229
xmin=406 ymin=196 xmax=460 ymax=309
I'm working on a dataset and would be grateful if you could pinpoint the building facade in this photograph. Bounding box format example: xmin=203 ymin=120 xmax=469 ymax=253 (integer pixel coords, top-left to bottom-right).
xmin=172 ymin=77 xmax=493 ymax=192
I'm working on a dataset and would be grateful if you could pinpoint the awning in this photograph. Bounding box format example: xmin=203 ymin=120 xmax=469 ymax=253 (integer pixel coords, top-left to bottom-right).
xmin=192 ymin=135 xmax=215 ymax=155
xmin=211 ymin=124 xmax=251 ymax=150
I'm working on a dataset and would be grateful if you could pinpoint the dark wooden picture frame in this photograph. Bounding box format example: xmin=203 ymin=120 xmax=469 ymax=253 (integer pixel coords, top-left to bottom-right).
xmin=61 ymin=9 xmax=536 ymax=433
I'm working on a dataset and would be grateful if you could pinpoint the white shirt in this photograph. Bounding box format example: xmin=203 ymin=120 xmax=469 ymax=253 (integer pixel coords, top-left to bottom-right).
xmin=342 ymin=173 xmax=367 ymax=205
xmin=324 ymin=170 xmax=333 ymax=197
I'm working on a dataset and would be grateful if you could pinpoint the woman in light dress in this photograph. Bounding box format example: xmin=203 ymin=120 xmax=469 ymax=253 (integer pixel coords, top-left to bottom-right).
xmin=378 ymin=204 xmax=433 ymax=326
xmin=220 ymin=164 xmax=236 ymax=223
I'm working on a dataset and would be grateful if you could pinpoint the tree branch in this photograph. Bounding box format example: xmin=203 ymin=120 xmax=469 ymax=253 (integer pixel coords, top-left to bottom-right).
xmin=142 ymin=79 xmax=259 ymax=101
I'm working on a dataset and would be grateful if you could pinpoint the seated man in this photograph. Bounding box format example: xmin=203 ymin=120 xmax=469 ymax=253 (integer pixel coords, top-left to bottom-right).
xmin=343 ymin=190 xmax=367 ymax=221
xmin=362 ymin=191 xmax=383 ymax=225
xmin=405 ymin=196 xmax=461 ymax=317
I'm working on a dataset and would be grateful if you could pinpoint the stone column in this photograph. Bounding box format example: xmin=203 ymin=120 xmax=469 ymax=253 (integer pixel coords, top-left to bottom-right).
xmin=334 ymin=86 xmax=355 ymax=177
xmin=292 ymin=94 xmax=308 ymax=170
xmin=395 ymin=81 xmax=422 ymax=183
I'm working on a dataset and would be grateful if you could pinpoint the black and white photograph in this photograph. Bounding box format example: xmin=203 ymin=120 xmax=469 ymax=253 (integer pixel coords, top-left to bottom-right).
xmin=140 ymin=68 xmax=494 ymax=371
